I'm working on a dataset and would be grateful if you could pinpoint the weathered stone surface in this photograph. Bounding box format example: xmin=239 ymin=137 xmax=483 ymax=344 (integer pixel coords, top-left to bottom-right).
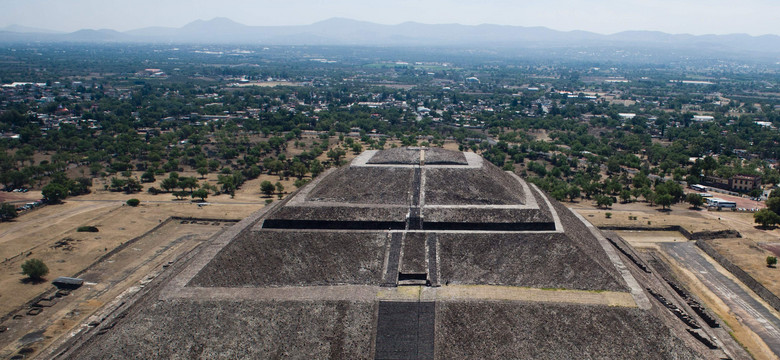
xmin=425 ymin=164 xmax=526 ymax=205
xmin=438 ymin=232 xmax=627 ymax=291
xmin=367 ymin=147 xmax=421 ymax=164
xmin=68 ymin=300 xmax=376 ymax=359
xmin=437 ymin=302 xmax=703 ymax=360
xmin=307 ymin=166 xmax=414 ymax=205
xmin=424 ymin=147 xmax=467 ymax=165
xmin=189 ymin=230 xmax=388 ymax=287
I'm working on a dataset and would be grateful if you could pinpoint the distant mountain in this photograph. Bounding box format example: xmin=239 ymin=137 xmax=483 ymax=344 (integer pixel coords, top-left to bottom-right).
xmin=0 ymin=24 xmax=62 ymax=34
xmin=65 ymin=29 xmax=130 ymax=42
xmin=1 ymin=17 xmax=779 ymax=57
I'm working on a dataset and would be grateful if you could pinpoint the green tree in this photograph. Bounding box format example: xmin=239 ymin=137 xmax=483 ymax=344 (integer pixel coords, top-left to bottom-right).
xmin=686 ymin=193 xmax=704 ymax=209
xmin=567 ymin=186 xmax=580 ymax=202
xmin=192 ymin=188 xmax=209 ymax=201
xmin=767 ymin=197 xmax=780 ymax=214
xmin=632 ymin=173 xmax=651 ymax=189
xmin=619 ymin=189 xmax=632 ymax=203
xmin=208 ymin=159 xmax=221 ymax=171
xmin=197 ymin=167 xmax=209 ymax=179
xmin=294 ymin=178 xmax=310 ymax=188
xmin=290 ymin=161 xmax=308 ymax=179
xmin=126 ymin=198 xmax=140 ymax=207
xmin=551 ymin=188 xmax=566 ymax=201
xmin=245 ymin=165 xmax=262 ymax=179
xmin=657 ymin=181 xmax=685 ymax=203
xmin=124 ymin=178 xmax=143 ymax=193
xmin=606 ymin=157 xmax=620 ymax=174
xmin=178 ymin=177 xmax=199 ymax=192
xmin=217 ymin=175 xmax=236 ymax=195
xmin=327 ymin=148 xmax=346 ymax=165
xmin=260 ymin=180 xmax=275 ymax=197
xmin=42 ymin=183 xmax=68 ymax=204
xmin=172 ymin=191 xmax=189 ymax=200
xmin=754 ymin=209 xmax=780 ymax=228
xmin=266 ymin=159 xmax=284 ymax=177
xmin=595 ymin=195 xmax=613 ymax=209
xmin=160 ymin=177 xmax=179 ymax=192
xmin=21 ymin=258 xmax=49 ymax=280
xmin=309 ymin=159 xmax=324 ymax=178
xmin=89 ymin=163 xmax=103 ymax=177
xmin=140 ymin=170 xmax=156 ymax=183
xmin=656 ymin=193 xmax=674 ymax=210
xmin=110 ymin=177 xmax=127 ymax=192
xmin=0 ymin=202 xmax=18 ymax=220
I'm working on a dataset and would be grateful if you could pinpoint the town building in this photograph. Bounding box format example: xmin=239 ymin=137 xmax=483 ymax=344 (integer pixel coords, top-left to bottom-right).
xmin=704 ymin=174 xmax=761 ymax=192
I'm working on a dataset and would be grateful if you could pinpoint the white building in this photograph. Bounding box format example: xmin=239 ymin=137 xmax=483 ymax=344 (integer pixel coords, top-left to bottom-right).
xmin=693 ymin=115 xmax=715 ymax=122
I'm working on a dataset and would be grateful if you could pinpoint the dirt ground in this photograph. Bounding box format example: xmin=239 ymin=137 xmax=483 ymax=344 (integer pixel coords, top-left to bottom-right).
xmin=570 ymin=200 xmax=731 ymax=233
xmin=614 ymin=230 xmax=688 ymax=250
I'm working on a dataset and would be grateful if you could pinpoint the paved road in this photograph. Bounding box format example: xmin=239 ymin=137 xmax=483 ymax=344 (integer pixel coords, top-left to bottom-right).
xmin=663 ymin=242 xmax=780 ymax=356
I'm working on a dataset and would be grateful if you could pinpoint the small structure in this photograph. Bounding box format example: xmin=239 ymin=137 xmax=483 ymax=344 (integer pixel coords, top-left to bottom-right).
xmin=52 ymin=277 xmax=84 ymax=289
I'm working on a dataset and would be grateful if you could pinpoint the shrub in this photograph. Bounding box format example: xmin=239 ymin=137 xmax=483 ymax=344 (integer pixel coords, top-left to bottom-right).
xmin=126 ymin=198 xmax=140 ymax=207
xmin=21 ymin=258 xmax=49 ymax=280
xmin=768 ymin=256 xmax=778 ymax=268
xmin=605 ymin=212 xmax=612 ymax=219
xmin=77 ymin=226 xmax=99 ymax=232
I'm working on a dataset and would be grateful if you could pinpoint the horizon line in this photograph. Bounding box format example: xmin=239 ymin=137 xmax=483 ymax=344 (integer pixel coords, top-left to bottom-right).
xmin=2 ymin=17 xmax=778 ymax=38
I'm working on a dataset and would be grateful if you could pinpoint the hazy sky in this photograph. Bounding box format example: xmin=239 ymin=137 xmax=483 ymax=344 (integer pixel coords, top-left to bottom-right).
xmin=1 ymin=0 xmax=778 ymax=35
